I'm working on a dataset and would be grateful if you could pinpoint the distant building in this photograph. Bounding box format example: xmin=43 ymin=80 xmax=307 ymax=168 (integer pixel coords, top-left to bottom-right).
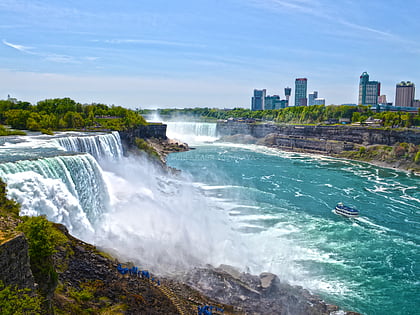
xmin=378 ymin=95 xmax=387 ymax=105
xmin=313 ymin=98 xmax=325 ymax=106
xmin=7 ymin=94 xmax=18 ymax=104
xmin=265 ymin=95 xmax=280 ymax=110
xmin=308 ymin=91 xmax=318 ymax=106
xmin=358 ymin=72 xmax=380 ymax=106
xmin=373 ymin=104 xmax=419 ymax=113
xmin=251 ymin=89 xmax=266 ymax=110
xmin=395 ymin=81 xmax=415 ymax=107
xmin=413 ymin=100 xmax=420 ymax=108
xmin=264 ymin=95 xmax=289 ymax=110
xmin=295 ymin=78 xmax=307 ymax=106
xmin=284 ymin=87 xmax=291 ymax=106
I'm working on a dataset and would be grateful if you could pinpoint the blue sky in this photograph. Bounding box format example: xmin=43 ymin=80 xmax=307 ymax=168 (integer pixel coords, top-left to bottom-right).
xmin=1 ymin=0 xmax=419 ymax=109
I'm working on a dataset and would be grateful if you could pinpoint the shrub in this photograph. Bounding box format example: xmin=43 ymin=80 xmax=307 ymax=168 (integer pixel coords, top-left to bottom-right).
xmin=0 ymin=281 xmax=42 ymax=315
xmin=394 ymin=145 xmax=406 ymax=157
xmin=134 ymin=138 xmax=160 ymax=160
xmin=415 ymin=151 xmax=420 ymax=164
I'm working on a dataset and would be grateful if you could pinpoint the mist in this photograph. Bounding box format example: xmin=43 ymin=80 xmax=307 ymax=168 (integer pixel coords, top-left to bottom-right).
xmin=94 ymin=154 xmax=248 ymax=274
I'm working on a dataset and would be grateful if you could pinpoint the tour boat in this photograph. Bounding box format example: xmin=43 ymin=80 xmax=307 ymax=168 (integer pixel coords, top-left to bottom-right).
xmin=334 ymin=202 xmax=359 ymax=217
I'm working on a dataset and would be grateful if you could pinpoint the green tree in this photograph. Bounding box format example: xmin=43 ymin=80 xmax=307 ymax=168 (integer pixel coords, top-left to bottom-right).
xmin=4 ymin=110 xmax=31 ymax=129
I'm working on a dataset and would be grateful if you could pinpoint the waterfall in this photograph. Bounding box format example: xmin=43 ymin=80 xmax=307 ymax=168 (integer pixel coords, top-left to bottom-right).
xmin=55 ymin=131 xmax=123 ymax=160
xmin=0 ymin=131 xmax=244 ymax=274
xmin=165 ymin=122 xmax=218 ymax=144
xmin=0 ymin=154 xmax=110 ymax=238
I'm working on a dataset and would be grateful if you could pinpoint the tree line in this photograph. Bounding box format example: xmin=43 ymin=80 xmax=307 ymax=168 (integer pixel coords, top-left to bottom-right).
xmin=0 ymin=98 xmax=147 ymax=134
xmin=143 ymin=105 xmax=420 ymax=128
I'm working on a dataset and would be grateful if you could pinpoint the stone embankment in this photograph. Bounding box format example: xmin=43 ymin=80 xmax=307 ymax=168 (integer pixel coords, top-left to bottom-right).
xmin=119 ymin=123 xmax=189 ymax=162
xmin=119 ymin=123 xmax=167 ymax=153
xmin=217 ymin=122 xmax=420 ymax=146
xmin=0 ymin=233 xmax=35 ymax=290
xmin=217 ymin=122 xmax=420 ymax=155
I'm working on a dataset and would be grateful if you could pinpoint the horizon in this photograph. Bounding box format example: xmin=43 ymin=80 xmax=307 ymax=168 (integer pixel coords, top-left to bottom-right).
xmin=1 ymin=0 xmax=419 ymax=109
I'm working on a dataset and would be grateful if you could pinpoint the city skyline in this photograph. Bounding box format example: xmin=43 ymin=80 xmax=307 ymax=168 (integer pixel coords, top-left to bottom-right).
xmin=1 ymin=0 xmax=419 ymax=109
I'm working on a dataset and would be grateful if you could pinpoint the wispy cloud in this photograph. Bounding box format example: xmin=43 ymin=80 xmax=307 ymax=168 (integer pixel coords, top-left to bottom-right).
xmin=45 ymin=54 xmax=79 ymax=64
xmin=246 ymin=0 xmax=408 ymax=43
xmin=3 ymin=39 xmax=97 ymax=64
xmin=248 ymin=0 xmax=327 ymax=18
xmin=100 ymin=38 xmax=205 ymax=49
xmin=2 ymin=39 xmax=34 ymax=54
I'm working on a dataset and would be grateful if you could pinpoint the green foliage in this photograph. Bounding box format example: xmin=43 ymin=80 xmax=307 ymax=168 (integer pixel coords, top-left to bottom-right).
xmin=18 ymin=216 xmax=60 ymax=261
xmin=17 ymin=216 xmax=67 ymax=296
xmin=0 ymin=281 xmax=43 ymax=315
xmin=0 ymin=125 xmax=26 ymax=136
xmin=134 ymin=138 xmax=160 ymax=160
xmin=152 ymin=104 xmax=420 ymax=127
xmin=0 ymin=178 xmax=20 ymax=217
xmin=415 ymin=151 xmax=420 ymax=164
xmin=0 ymin=97 xmax=147 ymax=132
xmin=40 ymin=128 xmax=54 ymax=135
xmin=70 ymin=287 xmax=94 ymax=303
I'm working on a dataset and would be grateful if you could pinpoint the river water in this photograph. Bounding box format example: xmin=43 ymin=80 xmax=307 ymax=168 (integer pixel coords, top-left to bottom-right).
xmin=165 ymin=121 xmax=420 ymax=315
xmin=0 ymin=124 xmax=418 ymax=314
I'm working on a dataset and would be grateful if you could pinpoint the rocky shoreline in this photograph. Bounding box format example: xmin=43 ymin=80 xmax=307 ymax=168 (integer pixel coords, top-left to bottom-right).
xmin=216 ymin=122 xmax=420 ymax=174
xmin=1 ymin=221 xmax=361 ymax=314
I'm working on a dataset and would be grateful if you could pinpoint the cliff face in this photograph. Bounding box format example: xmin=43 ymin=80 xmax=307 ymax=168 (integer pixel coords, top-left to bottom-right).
xmin=119 ymin=124 xmax=167 ymax=154
xmin=0 ymin=233 xmax=35 ymax=290
xmin=217 ymin=122 xmax=420 ymax=146
xmin=217 ymin=122 xmax=420 ymax=172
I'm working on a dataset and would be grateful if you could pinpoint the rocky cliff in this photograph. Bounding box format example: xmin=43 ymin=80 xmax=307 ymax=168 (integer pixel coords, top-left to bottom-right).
xmin=0 ymin=233 xmax=35 ymax=290
xmin=217 ymin=122 xmax=420 ymax=146
xmin=119 ymin=123 xmax=167 ymax=154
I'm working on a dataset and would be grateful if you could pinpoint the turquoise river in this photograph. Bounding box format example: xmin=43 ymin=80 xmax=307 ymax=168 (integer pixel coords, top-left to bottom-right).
xmin=165 ymin=122 xmax=419 ymax=315
xmin=0 ymin=122 xmax=418 ymax=315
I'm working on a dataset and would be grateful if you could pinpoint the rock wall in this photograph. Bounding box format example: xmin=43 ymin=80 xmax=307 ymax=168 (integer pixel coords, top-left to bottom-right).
xmin=0 ymin=233 xmax=35 ymax=290
xmin=217 ymin=122 xmax=420 ymax=146
xmin=260 ymin=134 xmax=354 ymax=154
xmin=119 ymin=123 xmax=167 ymax=154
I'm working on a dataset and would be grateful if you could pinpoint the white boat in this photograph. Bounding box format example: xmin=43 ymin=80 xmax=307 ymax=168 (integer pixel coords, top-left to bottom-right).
xmin=334 ymin=202 xmax=359 ymax=217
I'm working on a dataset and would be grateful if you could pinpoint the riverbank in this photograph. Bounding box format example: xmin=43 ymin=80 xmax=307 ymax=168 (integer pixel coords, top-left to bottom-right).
xmin=216 ymin=122 xmax=420 ymax=174
xmin=0 ymin=202 xmax=360 ymax=315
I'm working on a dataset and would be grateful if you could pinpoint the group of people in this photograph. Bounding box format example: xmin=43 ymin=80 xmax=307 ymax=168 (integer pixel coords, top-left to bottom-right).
xmin=116 ymin=264 xmax=160 ymax=285
xmin=117 ymin=264 xmax=224 ymax=314
xmin=198 ymin=305 xmax=224 ymax=314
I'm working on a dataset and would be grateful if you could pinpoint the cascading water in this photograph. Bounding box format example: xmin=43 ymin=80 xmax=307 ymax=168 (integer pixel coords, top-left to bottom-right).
xmin=0 ymin=131 xmax=244 ymax=274
xmin=165 ymin=121 xmax=219 ymax=144
xmin=0 ymin=154 xmax=109 ymax=238
xmin=54 ymin=131 xmax=123 ymax=160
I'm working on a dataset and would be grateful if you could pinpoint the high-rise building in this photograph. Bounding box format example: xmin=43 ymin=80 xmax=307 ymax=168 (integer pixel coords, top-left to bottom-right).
xmin=378 ymin=95 xmax=387 ymax=105
xmin=265 ymin=95 xmax=280 ymax=110
xmin=251 ymin=89 xmax=266 ymax=110
xmin=314 ymin=98 xmax=325 ymax=106
xmin=395 ymin=81 xmax=415 ymax=107
xmin=295 ymin=78 xmax=307 ymax=106
xmin=358 ymin=72 xmax=380 ymax=106
xmin=308 ymin=91 xmax=318 ymax=106
xmin=284 ymin=87 xmax=291 ymax=107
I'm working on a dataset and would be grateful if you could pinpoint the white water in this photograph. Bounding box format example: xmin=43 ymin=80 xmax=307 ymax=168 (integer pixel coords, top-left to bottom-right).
xmin=0 ymin=130 xmax=246 ymax=274
xmin=165 ymin=121 xmax=219 ymax=145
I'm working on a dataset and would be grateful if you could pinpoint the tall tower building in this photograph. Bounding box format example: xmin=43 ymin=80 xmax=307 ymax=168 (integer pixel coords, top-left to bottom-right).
xmin=284 ymin=87 xmax=291 ymax=107
xmin=251 ymin=89 xmax=266 ymax=111
xmin=308 ymin=91 xmax=318 ymax=106
xmin=295 ymin=78 xmax=307 ymax=106
xmin=358 ymin=72 xmax=380 ymax=106
xmin=395 ymin=81 xmax=415 ymax=107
